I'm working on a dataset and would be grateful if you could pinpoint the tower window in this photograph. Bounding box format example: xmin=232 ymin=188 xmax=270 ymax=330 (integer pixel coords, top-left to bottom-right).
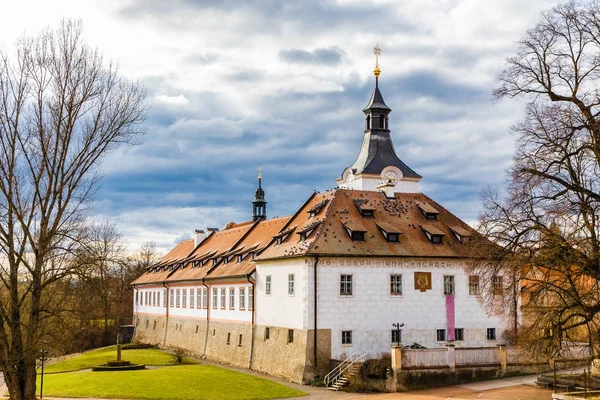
xmin=379 ymin=115 xmax=384 ymax=128
xmin=366 ymin=115 xmax=370 ymax=130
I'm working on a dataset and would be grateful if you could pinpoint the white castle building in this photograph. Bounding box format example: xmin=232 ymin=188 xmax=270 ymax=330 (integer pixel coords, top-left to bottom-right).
xmin=131 ymin=59 xmax=509 ymax=383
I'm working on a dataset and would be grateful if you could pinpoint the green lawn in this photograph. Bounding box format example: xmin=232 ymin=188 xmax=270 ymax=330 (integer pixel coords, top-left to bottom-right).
xmin=44 ymin=346 xmax=196 ymax=373
xmin=38 ymin=348 xmax=306 ymax=399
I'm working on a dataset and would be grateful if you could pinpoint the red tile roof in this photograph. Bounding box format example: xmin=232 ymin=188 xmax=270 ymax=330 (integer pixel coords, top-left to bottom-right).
xmin=133 ymin=189 xmax=477 ymax=285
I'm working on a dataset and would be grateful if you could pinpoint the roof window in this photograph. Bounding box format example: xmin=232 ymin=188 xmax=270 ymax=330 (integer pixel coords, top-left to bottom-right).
xmin=297 ymin=221 xmax=322 ymax=242
xmin=416 ymin=201 xmax=439 ymax=221
xmin=274 ymin=226 xmax=295 ymax=245
xmin=449 ymin=225 xmax=471 ymax=244
xmin=343 ymin=221 xmax=367 ymax=242
xmin=307 ymin=199 xmax=329 ymax=218
xmin=421 ymin=225 xmax=445 ymax=244
xmin=377 ymin=222 xmax=401 ymax=243
xmin=354 ymin=200 xmax=376 ymax=217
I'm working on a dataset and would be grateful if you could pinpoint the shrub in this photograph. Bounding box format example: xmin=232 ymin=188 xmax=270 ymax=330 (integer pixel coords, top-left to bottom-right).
xmin=169 ymin=346 xmax=190 ymax=363
xmin=360 ymin=353 xmax=391 ymax=379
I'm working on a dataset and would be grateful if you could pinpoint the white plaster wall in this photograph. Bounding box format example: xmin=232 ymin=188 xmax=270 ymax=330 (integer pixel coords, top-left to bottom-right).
xmin=166 ymin=284 xmax=210 ymax=320
xmin=209 ymin=283 xmax=253 ymax=323
xmin=316 ymin=257 xmax=508 ymax=359
xmin=134 ymin=286 xmax=167 ymax=317
xmin=339 ymin=175 xmax=420 ymax=194
xmin=255 ymin=258 xmax=309 ymax=329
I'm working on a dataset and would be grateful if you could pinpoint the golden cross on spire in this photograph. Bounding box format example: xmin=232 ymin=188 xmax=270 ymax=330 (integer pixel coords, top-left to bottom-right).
xmin=373 ymin=43 xmax=382 ymax=67
xmin=373 ymin=44 xmax=382 ymax=78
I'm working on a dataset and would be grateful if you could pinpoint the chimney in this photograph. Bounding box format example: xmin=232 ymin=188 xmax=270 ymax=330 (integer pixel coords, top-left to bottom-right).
xmin=194 ymin=229 xmax=206 ymax=247
xmin=207 ymin=227 xmax=219 ymax=232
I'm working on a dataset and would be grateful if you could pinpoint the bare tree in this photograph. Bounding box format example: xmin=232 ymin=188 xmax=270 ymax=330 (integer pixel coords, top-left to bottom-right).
xmin=473 ymin=1 xmax=600 ymax=358
xmin=0 ymin=20 xmax=146 ymax=399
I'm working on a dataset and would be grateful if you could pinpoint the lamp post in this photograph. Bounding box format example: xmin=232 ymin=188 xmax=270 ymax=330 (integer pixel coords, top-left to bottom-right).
xmin=392 ymin=323 xmax=404 ymax=347
xmin=39 ymin=349 xmax=48 ymax=399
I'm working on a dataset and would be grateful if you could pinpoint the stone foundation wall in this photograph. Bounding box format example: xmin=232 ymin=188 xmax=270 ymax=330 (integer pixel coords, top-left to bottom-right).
xmin=133 ymin=315 xmax=166 ymax=345
xmin=133 ymin=315 xmax=331 ymax=384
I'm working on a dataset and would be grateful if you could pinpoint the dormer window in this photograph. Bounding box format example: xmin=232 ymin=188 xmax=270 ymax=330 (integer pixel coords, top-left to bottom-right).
xmin=416 ymin=201 xmax=440 ymax=221
xmin=297 ymin=221 xmax=322 ymax=242
xmin=308 ymin=199 xmax=329 ymax=218
xmin=351 ymin=231 xmax=365 ymax=241
xmin=449 ymin=225 xmax=471 ymax=244
xmin=421 ymin=225 xmax=446 ymax=244
xmin=354 ymin=201 xmax=375 ymax=217
xmin=237 ymin=254 xmax=243 ymax=263
xmin=377 ymin=221 xmax=401 ymax=243
xmin=343 ymin=221 xmax=367 ymax=242
xmin=251 ymin=252 xmax=256 ymax=260
xmin=274 ymin=226 xmax=295 ymax=245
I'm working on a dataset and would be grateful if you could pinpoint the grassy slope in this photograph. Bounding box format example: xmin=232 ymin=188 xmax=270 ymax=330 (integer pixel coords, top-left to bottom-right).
xmin=43 ymin=346 xmax=196 ymax=373
xmin=38 ymin=347 xmax=306 ymax=400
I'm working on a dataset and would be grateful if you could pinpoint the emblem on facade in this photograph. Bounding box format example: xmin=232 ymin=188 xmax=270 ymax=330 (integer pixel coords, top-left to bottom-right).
xmin=414 ymin=272 xmax=432 ymax=292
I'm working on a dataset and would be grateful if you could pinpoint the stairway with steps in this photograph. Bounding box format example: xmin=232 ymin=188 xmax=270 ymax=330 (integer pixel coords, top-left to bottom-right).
xmin=327 ymin=364 xmax=360 ymax=391
xmin=324 ymin=352 xmax=367 ymax=391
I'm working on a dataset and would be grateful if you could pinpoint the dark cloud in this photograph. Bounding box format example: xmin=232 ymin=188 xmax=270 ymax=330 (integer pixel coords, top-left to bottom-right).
xmin=279 ymin=46 xmax=344 ymax=66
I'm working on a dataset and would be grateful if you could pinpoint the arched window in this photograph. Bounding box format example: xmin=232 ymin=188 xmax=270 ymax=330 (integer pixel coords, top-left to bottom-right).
xmin=366 ymin=115 xmax=370 ymax=130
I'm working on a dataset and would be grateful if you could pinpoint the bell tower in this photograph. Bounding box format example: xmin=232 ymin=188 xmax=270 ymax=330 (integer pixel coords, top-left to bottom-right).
xmin=252 ymin=166 xmax=267 ymax=221
xmin=337 ymin=45 xmax=421 ymax=194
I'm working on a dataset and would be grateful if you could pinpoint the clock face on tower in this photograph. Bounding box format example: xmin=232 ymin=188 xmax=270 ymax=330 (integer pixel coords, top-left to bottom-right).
xmin=384 ymin=171 xmax=398 ymax=185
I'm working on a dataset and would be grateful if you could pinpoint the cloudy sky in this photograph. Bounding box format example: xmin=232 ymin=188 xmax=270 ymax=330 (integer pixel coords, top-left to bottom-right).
xmin=1 ymin=0 xmax=560 ymax=254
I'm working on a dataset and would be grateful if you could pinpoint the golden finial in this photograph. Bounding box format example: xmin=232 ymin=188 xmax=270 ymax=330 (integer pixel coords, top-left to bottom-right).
xmin=258 ymin=164 xmax=262 ymax=180
xmin=373 ymin=44 xmax=382 ymax=77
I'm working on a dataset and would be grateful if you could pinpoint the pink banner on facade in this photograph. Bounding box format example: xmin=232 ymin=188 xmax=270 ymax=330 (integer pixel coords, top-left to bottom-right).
xmin=446 ymin=294 xmax=455 ymax=341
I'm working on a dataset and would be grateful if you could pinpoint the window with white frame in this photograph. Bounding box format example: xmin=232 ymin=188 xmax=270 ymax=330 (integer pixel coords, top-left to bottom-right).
xmin=492 ymin=276 xmax=503 ymax=295
xmin=170 ymin=289 xmax=174 ymax=308
xmin=196 ymin=288 xmax=201 ymax=308
xmin=239 ymin=287 xmax=245 ymax=309
xmin=163 ymin=290 xmax=167 ymax=308
xmin=249 ymin=287 xmax=254 ymax=310
xmin=182 ymin=288 xmax=187 ymax=308
xmin=455 ymin=328 xmax=464 ymax=341
xmin=203 ymin=288 xmax=208 ymax=309
xmin=152 ymin=292 xmax=156 ymax=306
xmin=341 ymin=330 xmax=352 ymax=345
xmin=340 ymin=274 xmax=353 ymax=296
xmin=191 ymin=289 xmax=196 ymax=308
xmin=266 ymin=275 xmax=272 ymax=295
xmin=390 ymin=274 xmax=402 ymax=295
xmin=157 ymin=291 xmax=161 ymax=307
xmin=176 ymin=289 xmax=181 ymax=307
xmin=288 ymin=274 xmax=295 ymax=295
xmin=229 ymin=287 xmax=235 ymax=309
xmin=469 ymin=275 xmax=480 ymax=295
xmin=220 ymin=288 xmax=226 ymax=309
xmin=212 ymin=288 xmax=218 ymax=309
xmin=486 ymin=328 xmax=496 ymax=340
xmin=443 ymin=275 xmax=455 ymax=295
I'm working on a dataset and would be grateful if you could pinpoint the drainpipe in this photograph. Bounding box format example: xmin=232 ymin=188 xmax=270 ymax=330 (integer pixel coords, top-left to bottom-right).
xmin=247 ymin=273 xmax=255 ymax=369
xmin=314 ymin=256 xmax=319 ymax=370
xmin=162 ymin=282 xmax=169 ymax=346
xmin=202 ymin=278 xmax=210 ymax=356
xmin=132 ymin=284 xmax=138 ymax=331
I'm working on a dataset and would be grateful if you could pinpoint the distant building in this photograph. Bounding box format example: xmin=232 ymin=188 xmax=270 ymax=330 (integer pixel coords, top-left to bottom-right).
xmin=131 ymin=60 xmax=509 ymax=383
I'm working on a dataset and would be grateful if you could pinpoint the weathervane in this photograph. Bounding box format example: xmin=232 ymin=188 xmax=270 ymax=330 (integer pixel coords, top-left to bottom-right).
xmin=373 ymin=44 xmax=381 ymax=80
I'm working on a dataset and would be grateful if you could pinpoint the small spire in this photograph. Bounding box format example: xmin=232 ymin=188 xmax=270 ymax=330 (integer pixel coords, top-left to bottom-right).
xmin=258 ymin=164 xmax=262 ymax=188
xmin=373 ymin=44 xmax=382 ymax=85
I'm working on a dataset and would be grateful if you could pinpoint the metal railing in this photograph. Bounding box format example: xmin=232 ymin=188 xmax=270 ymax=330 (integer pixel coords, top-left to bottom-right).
xmin=324 ymin=352 xmax=368 ymax=388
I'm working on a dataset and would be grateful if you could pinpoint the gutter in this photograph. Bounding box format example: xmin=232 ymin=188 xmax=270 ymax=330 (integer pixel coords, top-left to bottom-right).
xmin=313 ymin=256 xmax=319 ymax=370
xmin=162 ymin=281 xmax=169 ymax=346
xmin=247 ymin=272 xmax=255 ymax=369
xmin=202 ymin=277 xmax=211 ymax=356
